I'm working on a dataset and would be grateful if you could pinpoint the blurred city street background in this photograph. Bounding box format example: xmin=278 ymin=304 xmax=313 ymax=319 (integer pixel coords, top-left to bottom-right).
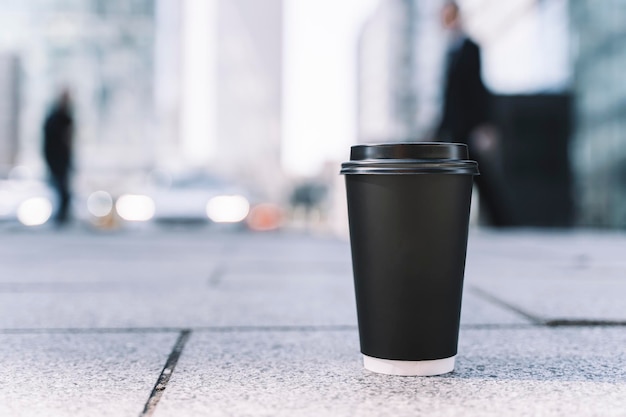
xmin=1 ymin=0 xmax=626 ymax=416
xmin=1 ymin=0 xmax=625 ymax=231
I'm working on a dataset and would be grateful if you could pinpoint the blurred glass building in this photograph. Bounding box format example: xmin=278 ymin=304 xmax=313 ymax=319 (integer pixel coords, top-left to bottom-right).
xmin=571 ymin=1 xmax=626 ymax=228
xmin=358 ymin=0 xmax=445 ymax=143
xmin=0 ymin=53 xmax=20 ymax=174
xmin=0 ymin=0 xmax=283 ymax=202
xmin=0 ymin=0 xmax=156 ymax=190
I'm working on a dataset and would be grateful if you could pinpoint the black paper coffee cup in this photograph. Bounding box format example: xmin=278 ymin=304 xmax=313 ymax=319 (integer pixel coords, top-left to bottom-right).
xmin=341 ymin=142 xmax=478 ymax=376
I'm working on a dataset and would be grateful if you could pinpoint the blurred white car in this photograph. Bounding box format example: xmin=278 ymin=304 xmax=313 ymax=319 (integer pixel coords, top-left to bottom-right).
xmin=120 ymin=171 xmax=252 ymax=225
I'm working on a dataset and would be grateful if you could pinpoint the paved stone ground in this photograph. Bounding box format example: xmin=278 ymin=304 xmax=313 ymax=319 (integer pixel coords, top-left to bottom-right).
xmin=0 ymin=225 xmax=625 ymax=416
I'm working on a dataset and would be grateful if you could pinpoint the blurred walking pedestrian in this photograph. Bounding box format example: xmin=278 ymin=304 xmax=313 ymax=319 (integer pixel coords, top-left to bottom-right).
xmin=436 ymin=2 xmax=489 ymax=144
xmin=436 ymin=2 xmax=510 ymax=226
xmin=43 ymin=90 xmax=74 ymax=225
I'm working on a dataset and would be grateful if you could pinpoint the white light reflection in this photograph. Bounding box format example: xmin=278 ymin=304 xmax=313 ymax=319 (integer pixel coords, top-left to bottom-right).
xmin=206 ymin=195 xmax=250 ymax=223
xmin=116 ymin=194 xmax=155 ymax=222
xmin=17 ymin=197 xmax=53 ymax=226
xmin=87 ymin=191 xmax=114 ymax=217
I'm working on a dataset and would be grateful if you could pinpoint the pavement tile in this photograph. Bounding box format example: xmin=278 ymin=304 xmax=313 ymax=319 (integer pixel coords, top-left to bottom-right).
xmin=467 ymin=277 xmax=626 ymax=323
xmin=460 ymin=291 xmax=531 ymax=325
xmin=0 ymin=332 xmax=177 ymax=417
xmin=465 ymin=232 xmax=626 ymax=323
xmin=0 ymin=284 xmax=527 ymax=329
xmin=0 ymin=282 xmax=526 ymax=329
xmin=1 ymin=229 xmax=625 ymax=416
xmin=466 ymin=230 xmax=626 ymax=272
xmin=0 ymin=229 xmax=526 ymax=328
xmin=155 ymin=327 xmax=626 ymax=417
xmin=0 ymin=275 xmax=356 ymax=328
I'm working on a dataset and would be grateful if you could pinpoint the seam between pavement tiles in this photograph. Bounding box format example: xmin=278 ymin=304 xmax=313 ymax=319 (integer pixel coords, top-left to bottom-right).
xmin=468 ymin=285 xmax=626 ymax=327
xmin=468 ymin=285 xmax=545 ymax=325
xmin=0 ymin=325 xmax=359 ymax=334
xmin=2 ymin=322 xmax=626 ymax=337
xmin=139 ymin=329 xmax=192 ymax=417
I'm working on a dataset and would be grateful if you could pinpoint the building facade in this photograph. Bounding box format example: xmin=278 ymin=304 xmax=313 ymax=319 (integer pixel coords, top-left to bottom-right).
xmin=213 ymin=0 xmax=284 ymax=201
xmin=357 ymin=0 xmax=447 ymax=144
xmin=570 ymin=0 xmax=626 ymax=227
xmin=0 ymin=0 xmax=284 ymax=201
xmin=0 ymin=53 xmax=20 ymax=174
xmin=0 ymin=0 xmax=156 ymax=187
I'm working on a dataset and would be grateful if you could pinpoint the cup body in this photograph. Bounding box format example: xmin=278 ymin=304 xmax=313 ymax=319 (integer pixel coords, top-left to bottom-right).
xmin=341 ymin=142 xmax=477 ymax=376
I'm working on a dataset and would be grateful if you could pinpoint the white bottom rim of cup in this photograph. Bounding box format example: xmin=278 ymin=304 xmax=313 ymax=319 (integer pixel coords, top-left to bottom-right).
xmin=363 ymin=354 xmax=456 ymax=376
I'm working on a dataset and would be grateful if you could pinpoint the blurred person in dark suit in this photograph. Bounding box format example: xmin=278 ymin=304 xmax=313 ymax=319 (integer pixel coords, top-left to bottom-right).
xmin=436 ymin=2 xmax=489 ymax=143
xmin=43 ymin=90 xmax=74 ymax=225
xmin=436 ymin=2 xmax=510 ymax=226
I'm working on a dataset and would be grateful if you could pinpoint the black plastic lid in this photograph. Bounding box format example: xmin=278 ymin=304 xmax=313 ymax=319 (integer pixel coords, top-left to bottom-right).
xmin=340 ymin=142 xmax=479 ymax=175
xmin=350 ymin=142 xmax=468 ymax=160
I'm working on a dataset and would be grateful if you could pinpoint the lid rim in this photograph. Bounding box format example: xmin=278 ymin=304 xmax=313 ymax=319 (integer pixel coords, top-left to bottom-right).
xmin=340 ymin=163 xmax=479 ymax=175
xmin=350 ymin=142 xmax=469 ymax=161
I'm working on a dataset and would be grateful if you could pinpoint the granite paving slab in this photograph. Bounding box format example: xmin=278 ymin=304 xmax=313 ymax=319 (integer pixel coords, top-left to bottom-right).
xmin=0 ymin=271 xmax=525 ymax=329
xmin=0 ymin=332 xmax=178 ymax=417
xmin=1 ymin=228 xmax=624 ymax=416
xmin=463 ymin=230 xmax=626 ymax=323
xmin=0 ymin=228 xmax=527 ymax=329
xmin=468 ymin=277 xmax=626 ymax=324
xmin=155 ymin=327 xmax=626 ymax=417
xmin=466 ymin=230 xmax=626 ymax=269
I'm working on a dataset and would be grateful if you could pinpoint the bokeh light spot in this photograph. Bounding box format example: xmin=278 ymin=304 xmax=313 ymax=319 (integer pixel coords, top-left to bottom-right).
xmin=116 ymin=194 xmax=155 ymax=222
xmin=17 ymin=197 xmax=53 ymax=226
xmin=206 ymin=195 xmax=250 ymax=223
xmin=87 ymin=191 xmax=114 ymax=218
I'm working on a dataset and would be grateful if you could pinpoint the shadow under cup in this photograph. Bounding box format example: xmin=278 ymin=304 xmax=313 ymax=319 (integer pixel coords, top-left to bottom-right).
xmin=341 ymin=142 xmax=478 ymax=376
